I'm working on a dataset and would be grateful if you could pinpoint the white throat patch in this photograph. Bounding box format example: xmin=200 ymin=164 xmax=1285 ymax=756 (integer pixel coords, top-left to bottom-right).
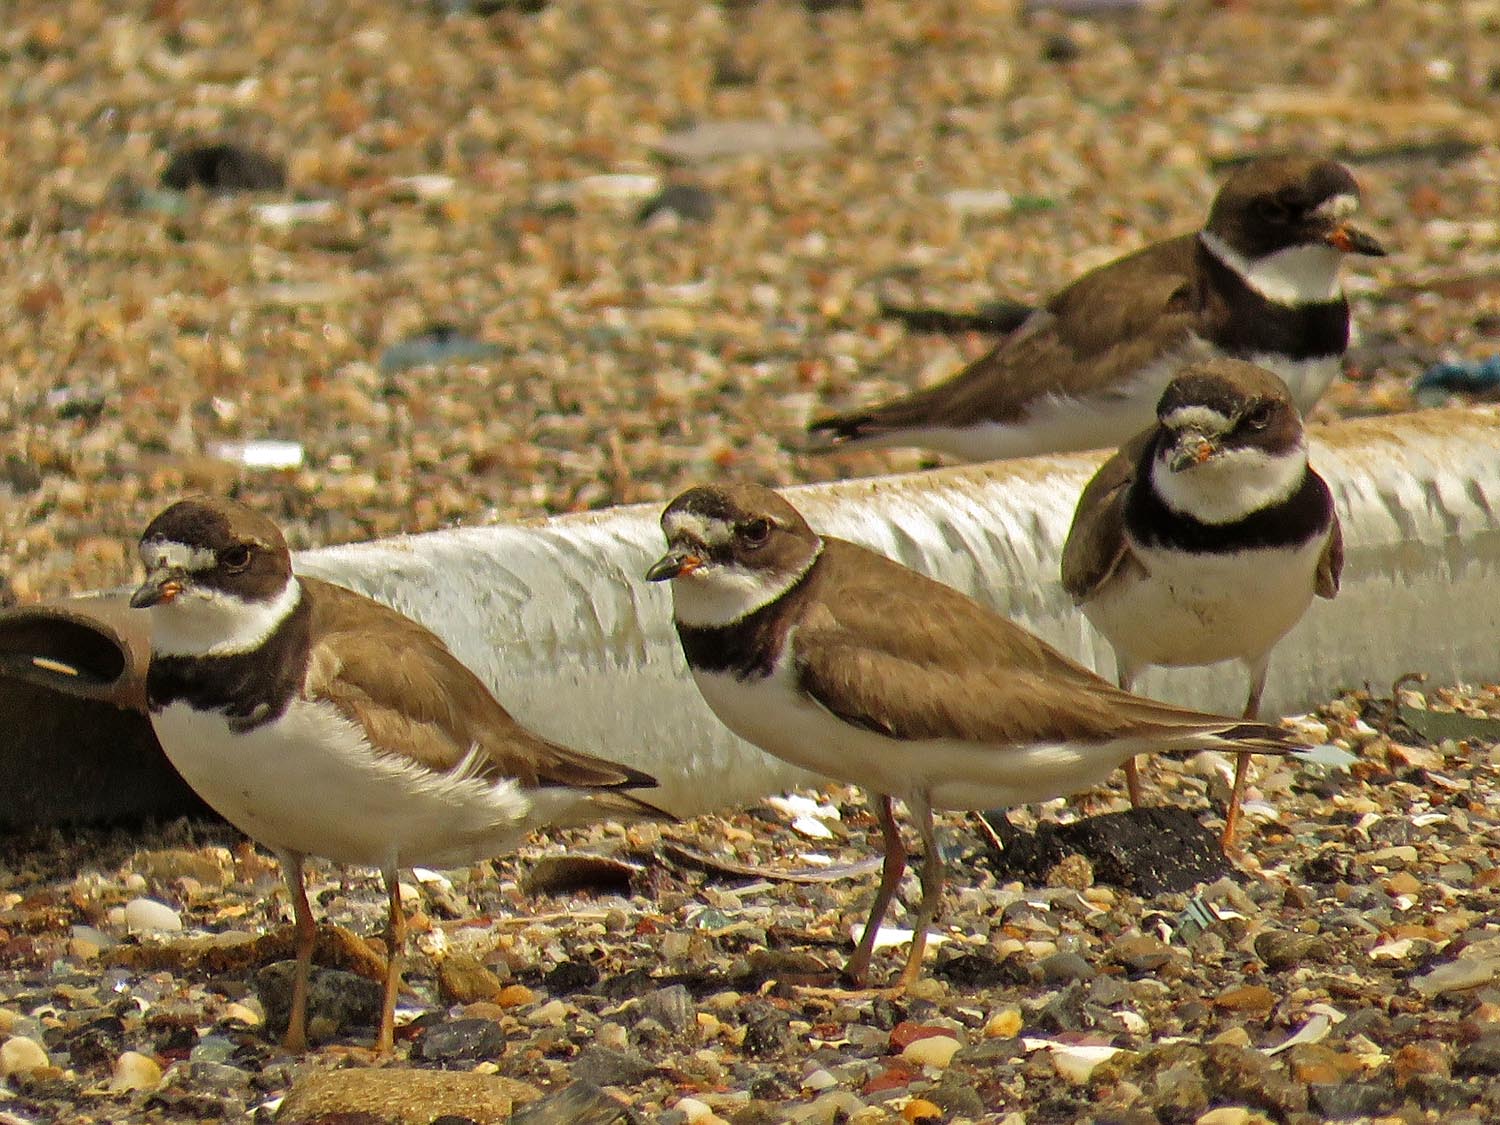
xmin=149 ymin=577 xmax=302 ymax=658
xmin=1200 ymin=231 xmax=1345 ymax=306
xmin=1150 ymin=442 xmax=1308 ymax=526
xmin=670 ymin=543 xmax=821 ymax=628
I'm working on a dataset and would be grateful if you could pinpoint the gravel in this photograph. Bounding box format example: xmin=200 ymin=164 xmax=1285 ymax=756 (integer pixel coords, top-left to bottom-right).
xmin=2 ymin=0 xmax=1500 ymax=1121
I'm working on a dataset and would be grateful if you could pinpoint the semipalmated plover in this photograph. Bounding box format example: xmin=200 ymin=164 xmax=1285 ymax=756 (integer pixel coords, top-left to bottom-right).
xmin=809 ymin=156 xmax=1384 ymax=460
xmin=647 ymin=483 xmax=1301 ymax=987
xmin=1062 ymin=358 xmax=1340 ymax=843
xmin=130 ymin=497 xmax=660 ymax=1053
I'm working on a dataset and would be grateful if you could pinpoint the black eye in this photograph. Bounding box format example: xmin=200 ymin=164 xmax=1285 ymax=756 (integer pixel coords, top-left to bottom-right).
xmin=741 ymin=518 xmax=772 ymax=546
xmin=221 ymin=545 xmax=252 ymax=571
xmin=1243 ymin=403 xmax=1274 ymax=431
xmin=1254 ymin=198 xmax=1291 ymax=224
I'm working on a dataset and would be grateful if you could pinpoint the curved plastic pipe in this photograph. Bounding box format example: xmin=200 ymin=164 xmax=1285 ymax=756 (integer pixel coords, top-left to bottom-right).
xmin=2 ymin=406 xmax=1497 ymax=826
xmin=295 ymin=406 xmax=1500 ymax=817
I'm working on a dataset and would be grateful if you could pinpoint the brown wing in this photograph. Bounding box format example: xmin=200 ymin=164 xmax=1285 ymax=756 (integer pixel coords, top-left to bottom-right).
xmin=1060 ymin=426 xmax=1156 ymax=602
xmin=815 ymin=236 xmax=1204 ymax=435
xmin=1315 ymin=510 xmax=1343 ymax=599
xmin=301 ymin=578 xmax=656 ymax=794
xmin=793 ymin=541 xmax=1296 ymax=750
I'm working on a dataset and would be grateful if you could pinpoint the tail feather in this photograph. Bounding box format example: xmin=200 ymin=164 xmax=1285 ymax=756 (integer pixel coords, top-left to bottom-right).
xmin=553 ymin=790 xmax=677 ymax=827
xmin=1151 ymin=718 xmax=1306 ymax=761
xmin=879 ymin=298 xmax=1035 ymax=336
xmin=1216 ymin=721 xmax=1304 ymax=752
xmin=807 ymin=412 xmax=883 ymax=449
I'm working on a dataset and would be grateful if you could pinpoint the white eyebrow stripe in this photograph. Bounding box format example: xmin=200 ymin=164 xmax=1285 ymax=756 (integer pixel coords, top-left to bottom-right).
xmin=1162 ymin=405 xmax=1234 ymax=433
xmin=142 ymin=539 xmax=219 ymax=572
xmin=664 ymin=511 xmax=735 ymax=547
xmin=1313 ymin=193 xmax=1359 ymax=221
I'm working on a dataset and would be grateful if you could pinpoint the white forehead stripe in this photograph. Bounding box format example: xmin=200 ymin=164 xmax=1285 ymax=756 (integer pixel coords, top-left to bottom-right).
xmin=141 ymin=539 xmax=219 ymax=573
xmin=1161 ymin=405 xmax=1233 ymax=434
xmin=663 ymin=511 xmax=736 ymax=548
xmin=1313 ymin=193 xmax=1359 ymax=222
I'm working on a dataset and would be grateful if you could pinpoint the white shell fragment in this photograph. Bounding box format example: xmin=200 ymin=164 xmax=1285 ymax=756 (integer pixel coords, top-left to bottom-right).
xmin=851 ymin=924 xmax=951 ymax=953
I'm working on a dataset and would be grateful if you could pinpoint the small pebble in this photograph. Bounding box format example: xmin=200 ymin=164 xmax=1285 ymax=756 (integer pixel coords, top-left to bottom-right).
xmin=904 ymin=977 xmax=947 ymax=1002
xmin=497 ymin=984 xmax=536 ymax=1008
xmin=985 ymin=1009 xmax=1023 ymax=1038
xmin=528 ymin=999 xmax=569 ymax=1027
xmin=220 ymin=1001 xmax=263 ymax=1028
xmin=110 ymin=1051 xmax=162 ymax=1092
xmin=123 ymin=897 xmax=183 ymax=934
xmin=0 ymin=1036 xmax=50 ymax=1078
xmin=438 ymin=955 xmax=507 ymax=1005
xmin=902 ymin=1035 xmax=962 ymax=1069
xmin=674 ymin=1096 xmax=725 ymax=1125
xmin=1194 ymin=1109 xmax=1256 ymax=1125
xmin=802 ymin=1067 xmax=838 ymax=1091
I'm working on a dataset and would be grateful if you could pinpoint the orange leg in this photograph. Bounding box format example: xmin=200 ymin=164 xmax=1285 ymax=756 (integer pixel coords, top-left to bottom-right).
xmin=1117 ymin=666 xmax=1147 ymax=809
xmin=846 ymin=793 xmax=906 ymax=987
xmin=1223 ymin=662 xmax=1269 ymax=848
xmin=279 ymin=852 xmax=313 ymax=1053
xmin=896 ymin=791 xmax=944 ymax=990
xmin=377 ymin=865 xmax=405 ymax=1055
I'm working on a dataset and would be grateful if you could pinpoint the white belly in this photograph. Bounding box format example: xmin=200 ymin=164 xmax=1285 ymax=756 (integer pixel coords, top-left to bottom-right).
xmin=690 ymin=659 xmax=1144 ymax=811
xmin=151 ymin=699 xmax=549 ymax=869
xmin=1084 ymin=537 xmax=1325 ymax=674
xmin=902 ymin=391 xmax=1163 ymax=462
xmin=879 ymin=346 xmax=1339 ymax=462
xmin=1244 ymin=353 xmax=1341 ymax=415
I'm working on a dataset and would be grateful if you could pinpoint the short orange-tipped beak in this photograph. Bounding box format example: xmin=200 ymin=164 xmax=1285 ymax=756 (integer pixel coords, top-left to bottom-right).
xmin=1168 ymin=431 xmax=1219 ymax=473
xmin=1325 ymin=222 xmax=1385 ymax=257
xmin=129 ymin=570 xmax=186 ymax=608
xmin=645 ymin=551 xmax=703 ymax=582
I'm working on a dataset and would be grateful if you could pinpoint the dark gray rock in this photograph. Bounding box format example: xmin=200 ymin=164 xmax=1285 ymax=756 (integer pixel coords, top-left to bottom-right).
xmin=1409 ymin=1073 xmax=1481 ymax=1112
xmin=637 ymin=184 xmax=715 ymax=225
xmin=930 ymin=1075 xmax=987 ymax=1117
xmin=742 ymin=1006 xmax=792 ymax=1056
xmin=161 ymin=143 xmax=286 ymax=192
xmin=417 ymin=1017 xmax=507 ymax=1062
xmin=1308 ymin=1080 xmax=1395 ymax=1118
xmin=1255 ymin=929 xmax=1334 ymax=970
xmin=570 ymin=1045 xmax=655 ymax=1087
xmin=1457 ymin=1035 xmax=1500 ymax=1076
xmin=510 ymin=1080 xmax=630 ymax=1125
xmin=1039 ymin=951 xmax=1096 ymax=983
xmin=253 ymin=962 xmax=381 ymax=1043
xmin=638 ymin=984 xmax=695 ymax=1036
xmin=543 ymin=959 xmax=601 ymax=993
xmin=981 ymin=806 xmax=1231 ymax=896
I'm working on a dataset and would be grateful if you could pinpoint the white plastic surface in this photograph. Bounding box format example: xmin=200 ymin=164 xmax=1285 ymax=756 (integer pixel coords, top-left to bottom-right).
xmin=296 ymin=407 xmax=1500 ymax=818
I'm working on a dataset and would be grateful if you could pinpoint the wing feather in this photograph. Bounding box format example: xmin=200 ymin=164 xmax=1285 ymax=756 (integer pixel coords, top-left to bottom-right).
xmin=795 ymin=541 xmax=1294 ymax=750
xmin=1316 ymin=513 xmax=1343 ymax=599
xmin=301 ymin=578 xmax=656 ymax=795
xmin=817 ymin=236 xmax=1204 ymax=436
xmin=1060 ymin=427 xmax=1156 ymax=601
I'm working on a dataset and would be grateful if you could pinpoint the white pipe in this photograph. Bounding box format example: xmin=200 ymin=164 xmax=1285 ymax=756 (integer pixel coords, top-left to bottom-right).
xmin=294 ymin=406 xmax=1500 ymax=819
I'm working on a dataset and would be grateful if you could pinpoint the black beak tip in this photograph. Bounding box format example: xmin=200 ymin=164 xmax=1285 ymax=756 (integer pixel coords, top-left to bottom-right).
xmin=644 ymin=557 xmax=678 ymax=583
xmin=128 ymin=586 xmax=158 ymax=609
